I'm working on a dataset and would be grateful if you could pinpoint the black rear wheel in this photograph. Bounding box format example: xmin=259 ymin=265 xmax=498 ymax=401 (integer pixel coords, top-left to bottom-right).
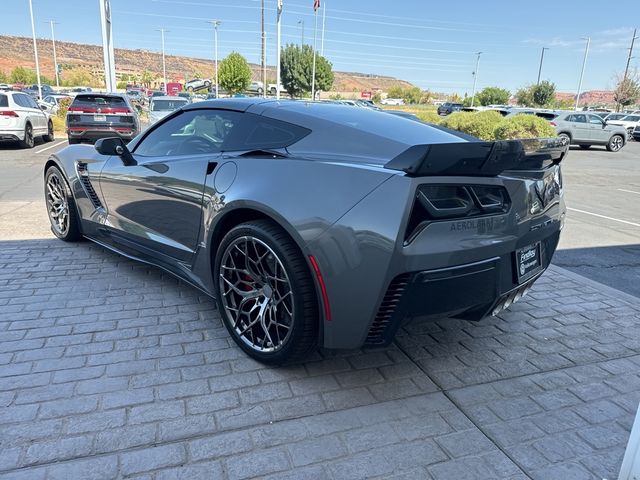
xmin=43 ymin=120 xmax=54 ymax=142
xmin=20 ymin=123 xmax=34 ymax=149
xmin=214 ymin=220 xmax=318 ymax=364
xmin=45 ymin=166 xmax=82 ymax=242
xmin=607 ymin=135 xmax=624 ymax=152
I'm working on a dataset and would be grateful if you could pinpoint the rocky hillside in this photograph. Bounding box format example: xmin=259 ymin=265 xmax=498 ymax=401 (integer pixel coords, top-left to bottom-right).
xmin=0 ymin=35 xmax=413 ymax=93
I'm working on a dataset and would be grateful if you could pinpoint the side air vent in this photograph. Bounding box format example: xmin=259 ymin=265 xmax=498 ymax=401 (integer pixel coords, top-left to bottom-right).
xmin=365 ymin=274 xmax=411 ymax=345
xmin=76 ymin=162 xmax=103 ymax=210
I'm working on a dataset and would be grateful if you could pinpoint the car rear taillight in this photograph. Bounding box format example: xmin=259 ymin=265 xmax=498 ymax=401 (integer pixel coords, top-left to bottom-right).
xmin=68 ymin=106 xmax=131 ymax=114
xmin=0 ymin=110 xmax=19 ymax=117
xmin=549 ymin=121 xmax=557 ymax=126
xmin=405 ymin=184 xmax=511 ymax=243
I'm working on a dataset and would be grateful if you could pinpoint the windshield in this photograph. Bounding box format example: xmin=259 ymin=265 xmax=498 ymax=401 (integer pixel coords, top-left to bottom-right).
xmin=151 ymin=99 xmax=188 ymax=111
xmin=621 ymin=115 xmax=640 ymax=122
xmin=72 ymin=95 xmax=126 ymax=106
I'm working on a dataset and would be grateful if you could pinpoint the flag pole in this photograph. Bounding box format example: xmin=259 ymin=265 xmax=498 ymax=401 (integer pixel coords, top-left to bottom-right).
xmin=311 ymin=4 xmax=318 ymax=100
xmin=276 ymin=0 xmax=282 ymax=100
xmin=320 ymin=1 xmax=326 ymax=57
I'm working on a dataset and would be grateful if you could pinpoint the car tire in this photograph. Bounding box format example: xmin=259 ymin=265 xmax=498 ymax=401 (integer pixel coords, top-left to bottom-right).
xmin=20 ymin=123 xmax=35 ymax=149
xmin=45 ymin=166 xmax=82 ymax=242
xmin=68 ymin=138 xmax=80 ymax=145
xmin=214 ymin=220 xmax=319 ymax=364
xmin=606 ymin=134 xmax=624 ymax=152
xmin=557 ymin=133 xmax=571 ymax=146
xmin=270 ymin=87 xmax=277 ymax=96
xmin=627 ymin=128 xmax=634 ymax=140
xmin=187 ymin=86 xmax=194 ymax=92
xmin=257 ymin=87 xmax=264 ymax=95
xmin=43 ymin=120 xmax=55 ymax=142
xmin=204 ymin=80 xmax=211 ymax=88
xmin=579 ymin=145 xmax=591 ymax=149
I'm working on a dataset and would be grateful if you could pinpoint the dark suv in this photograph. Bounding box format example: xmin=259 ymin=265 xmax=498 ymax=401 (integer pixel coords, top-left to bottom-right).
xmin=66 ymin=93 xmax=140 ymax=144
xmin=437 ymin=102 xmax=463 ymax=115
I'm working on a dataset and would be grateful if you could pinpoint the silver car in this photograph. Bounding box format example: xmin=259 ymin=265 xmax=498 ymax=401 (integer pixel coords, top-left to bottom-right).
xmin=44 ymin=98 xmax=566 ymax=363
xmin=551 ymin=111 xmax=627 ymax=152
xmin=148 ymin=96 xmax=190 ymax=124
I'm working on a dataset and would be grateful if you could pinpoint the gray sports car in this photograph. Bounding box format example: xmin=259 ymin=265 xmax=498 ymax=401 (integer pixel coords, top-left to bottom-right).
xmin=44 ymin=99 xmax=567 ymax=363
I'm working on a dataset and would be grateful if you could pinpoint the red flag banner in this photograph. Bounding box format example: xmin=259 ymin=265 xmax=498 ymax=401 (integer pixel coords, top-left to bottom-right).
xmin=313 ymin=0 xmax=320 ymax=11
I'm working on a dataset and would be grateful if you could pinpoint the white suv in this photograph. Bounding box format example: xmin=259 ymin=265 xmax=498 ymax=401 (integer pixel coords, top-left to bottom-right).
xmin=0 ymin=91 xmax=53 ymax=148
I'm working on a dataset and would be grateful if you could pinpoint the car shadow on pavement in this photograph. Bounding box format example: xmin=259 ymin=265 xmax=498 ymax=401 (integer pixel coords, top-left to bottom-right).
xmin=1 ymin=238 xmax=639 ymax=479
xmin=554 ymin=244 xmax=640 ymax=299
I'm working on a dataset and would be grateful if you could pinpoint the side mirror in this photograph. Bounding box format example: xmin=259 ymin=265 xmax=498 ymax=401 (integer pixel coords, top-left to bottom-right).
xmin=94 ymin=137 xmax=136 ymax=166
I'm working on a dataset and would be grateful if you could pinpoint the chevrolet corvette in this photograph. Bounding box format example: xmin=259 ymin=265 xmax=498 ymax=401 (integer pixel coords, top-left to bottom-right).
xmin=44 ymin=99 xmax=567 ymax=363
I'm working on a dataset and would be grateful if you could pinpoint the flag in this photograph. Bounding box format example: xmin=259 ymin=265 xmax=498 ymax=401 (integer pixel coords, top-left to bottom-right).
xmin=313 ymin=0 xmax=320 ymax=11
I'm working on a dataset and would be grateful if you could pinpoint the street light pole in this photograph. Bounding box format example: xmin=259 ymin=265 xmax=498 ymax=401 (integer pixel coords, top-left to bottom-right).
xmin=207 ymin=20 xmax=221 ymax=98
xmin=276 ymin=0 xmax=282 ymax=100
xmin=537 ymin=47 xmax=548 ymax=85
xmin=623 ymin=28 xmax=638 ymax=82
xmin=470 ymin=51 xmax=482 ymax=107
xmin=298 ymin=20 xmax=304 ymax=46
xmin=47 ymin=21 xmax=60 ymax=87
xmin=28 ymin=0 xmax=42 ymax=100
xmin=261 ymin=0 xmax=266 ymax=98
xmin=157 ymin=28 xmax=168 ymax=93
xmin=575 ymin=37 xmax=590 ymax=111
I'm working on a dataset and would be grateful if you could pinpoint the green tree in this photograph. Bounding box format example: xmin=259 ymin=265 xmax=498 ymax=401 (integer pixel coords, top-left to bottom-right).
xmin=515 ymin=86 xmax=534 ymax=106
xmin=387 ymin=85 xmax=404 ymax=99
xmin=403 ymin=86 xmax=423 ymax=104
xmin=10 ymin=66 xmax=36 ymax=84
xmin=475 ymin=86 xmax=511 ymax=106
xmin=531 ymin=81 xmax=556 ymax=107
xmin=218 ymin=52 xmax=252 ymax=95
xmin=613 ymin=69 xmax=640 ymax=111
xmin=280 ymin=44 xmax=334 ymax=98
xmin=141 ymin=70 xmax=154 ymax=88
xmin=0 ymin=70 xmax=8 ymax=83
xmin=372 ymin=91 xmax=382 ymax=103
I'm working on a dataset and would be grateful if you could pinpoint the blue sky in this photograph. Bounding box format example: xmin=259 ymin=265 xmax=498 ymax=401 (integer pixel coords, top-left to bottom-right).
xmin=1 ymin=0 xmax=637 ymax=94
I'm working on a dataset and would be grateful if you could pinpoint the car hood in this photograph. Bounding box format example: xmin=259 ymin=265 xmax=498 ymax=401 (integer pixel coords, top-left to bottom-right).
xmin=607 ymin=121 xmax=636 ymax=127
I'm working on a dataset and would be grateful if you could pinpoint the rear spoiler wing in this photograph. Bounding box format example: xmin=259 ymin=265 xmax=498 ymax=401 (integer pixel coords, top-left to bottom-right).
xmin=384 ymin=138 xmax=568 ymax=177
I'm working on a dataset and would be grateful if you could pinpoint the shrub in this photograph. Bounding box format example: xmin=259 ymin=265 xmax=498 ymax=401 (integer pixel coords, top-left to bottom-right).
xmin=415 ymin=111 xmax=442 ymax=124
xmin=440 ymin=110 xmax=503 ymax=141
xmin=56 ymin=97 xmax=72 ymax=119
xmin=51 ymin=115 xmax=65 ymax=133
xmin=494 ymin=115 xmax=556 ymax=140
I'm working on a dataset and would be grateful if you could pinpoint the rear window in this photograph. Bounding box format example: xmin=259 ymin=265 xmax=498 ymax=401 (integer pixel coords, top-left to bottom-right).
xmin=0 ymin=94 xmax=7 ymax=107
xmin=151 ymin=99 xmax=188 ymax=111
xmin=535 ymin=112 xmax=559 ymax=120
xmin=623 ymin=115 xmax=640 ymax=122
xmin=72 ymin=95 xmax=126 ymax=106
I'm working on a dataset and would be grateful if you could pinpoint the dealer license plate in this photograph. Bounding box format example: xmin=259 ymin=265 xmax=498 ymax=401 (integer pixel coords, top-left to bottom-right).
xmin=515 ymin=242 xmax=541 ymax=282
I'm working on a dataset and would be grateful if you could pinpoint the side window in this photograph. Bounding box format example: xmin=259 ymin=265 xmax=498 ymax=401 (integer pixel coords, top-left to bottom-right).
xmin=223 ymin=113 xmax=311 ymax=151
xmin=588 ymin=115 xmax=603 ymax=125
xmin=134 ymin=109 xmax=243 ymax=157
xmin=13 ymin=94 xmax=26 ymax=108
xmin=571 ymin=114 xmax=587 ymax=123
xmin=26 ymin=96 xmax=40 ymax=109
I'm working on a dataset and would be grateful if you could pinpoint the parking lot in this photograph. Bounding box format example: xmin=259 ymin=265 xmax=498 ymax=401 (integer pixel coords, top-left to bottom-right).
xmin=1 ymin=140 xmax=640 ymax=479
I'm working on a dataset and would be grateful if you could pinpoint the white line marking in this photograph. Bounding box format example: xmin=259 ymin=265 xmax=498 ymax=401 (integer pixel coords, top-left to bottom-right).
xmin=36 ymin=140 xmax=67 ymax=154
xmin=618 ymin=188 xmax=640 ymax=196
xmin=568 ymin=207 xmax=640 ymax=228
